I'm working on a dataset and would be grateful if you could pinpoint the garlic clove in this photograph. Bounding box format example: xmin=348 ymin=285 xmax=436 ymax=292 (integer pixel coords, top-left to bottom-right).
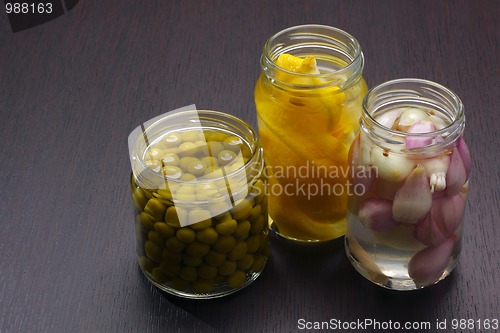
xmin=456 ymin=136 xmax=472 ymax=179
xmin=408 ymin=235 xmax=455 ymax=288
xmin=392 ymin=165 xmax=432 ymax=224
xmin=359 ymin=199 xmax=399 ymax=232
xmin=375 ymin=109 xmax=403 ymax=129
xmin=405 ymin=120 xmax=436 ymax=149
xmin=413 ymin=213 xmax=447 ymax=246
xmin=396 ymin=107 xmax=428 ymax=131
xmin=446 ymin=147 xmax=467 ymax=196
xmin=370 ymin=146 xmax=415 ymax=182
xmin=414 ymin=193 xmax=465 ymax=246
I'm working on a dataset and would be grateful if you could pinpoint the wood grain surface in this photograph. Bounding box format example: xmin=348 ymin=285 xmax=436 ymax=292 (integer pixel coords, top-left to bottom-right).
xmin=0 ymin=0 xmax=498 ymax=332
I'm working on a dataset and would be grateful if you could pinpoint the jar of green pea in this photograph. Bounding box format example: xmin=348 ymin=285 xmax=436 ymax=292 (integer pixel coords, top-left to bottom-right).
xmin=129 ymin=110 xmax=269 ymax=298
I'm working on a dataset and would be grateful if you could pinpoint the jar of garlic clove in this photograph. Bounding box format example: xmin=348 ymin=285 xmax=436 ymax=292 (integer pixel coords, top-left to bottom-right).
xmin=129 ymin=110 xmax=269 ymax=298
xmin=345 ymin=78 xmax=471 ymax=290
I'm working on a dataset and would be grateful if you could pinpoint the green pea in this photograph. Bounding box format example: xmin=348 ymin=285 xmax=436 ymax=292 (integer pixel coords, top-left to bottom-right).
xmin=179 ymin=266 xmax=197 ymax=282
xmin=193 ymin=140 xmax=209 ymax=157
xmin=179 ymin=157 xmax=200 ymax=171
xmin=233 ymin=220 xmax=251 ymax=240
xmin=213 ymin=235 xmax=236 ymax=253
xmin=163 ymin=133 xmax=182 ymax=148
xmin=148 ymin=147 xmax=163 ymax=160
xmin=159 ymin=261 xmax=181 ymax=277
xmin=207 ymin=141 xmax=225 ymax=158
xmin=174 ymin=185 xmax=196 ymax=202
xmin=246 ymin=234 xmax=261 ymax=253
xmin=155 ymin=188 xmax=173 ymax=199
xmin=230 ymin=199 xmax=252 ymax=221
xmin=162 ymin=165 xmax=183 ymax=180
xmin=250 ymin=215 xmax=266 ymax=235
xmin=188 ymin=209 xmax=212 ymax=230
xmin=249 ymin=204 xmax=262 ymax=222
xmin=208 ymin=200 xmax=231 ymax=217
xmin=148 ymin=231 xmax=165 ymax=247
xmin=180 ymin=173 xmax=197 ymax=181
xmin=182 ymin=254 xmax=203 ymax=267
xmin=259 ymin=234 xmax=270 ymax=254
xmin=215 ymin=218 xmax=237 ymax=236
xmin=228 ymin=241 xmax=248 ymax=261
xmin=165 ymin=237 xmax=185 ymax=253
xmin=170 ymin=277 xmax=190 ymax=291
xmin=140 ymin=212 xmax=155 ymax=230
xmin=162 ymin=147 xmax=179 ymax=155
xmin=139 ymin=256 xmax=155 ymax=273
xmin=204 ymin=250 xmax=226 ymax=267
xmin=144 ymin=198 xmax=167 ymax=221
xmin=178 ymin=142 xmax=199 ymax=157
xmin=251 ymin=254 xmax=267 ymax=272
xmin=218 ymin=260 xmax=237 ymax=276
xmin=132 ymin=188 xmax=148 ymax=210
xmin=223 ymin=135 xmax=244 ymax=152
xmin=214 ymin=274 xmax=225 ymax=284
xmin=181 ymin=130 xmax=203 ymax=142
xmin=154 ymin=222 xmax=175 ymax=238
xmin=186 ymin=160 xmax=206 ymax=177
xmin=185 ymin=241 xmax=210 ymax=257
xmin=162 ymin=153 xmax=180 ymax=166
xmin=145 ymin=160 xmax=161 ymax=172
xmin=218 ymin=149 xmax=237 ymax=166
xmin=145 ymin=240 xmax=162 ymax=263
xmin=196 ymin=227 xmax=218 ymax=245
xmin=237 ymin=254 xmax=255 ymax=271
xmin=205 ymin=131 xmax=226 ymax=143
xmin=151 ymin=267 xmax=170 ymax=284
xmin=176 ymin=228 xmax=196 ymax=243
xmin=192 ymin=279 xmax=215 ymax=294
xmin=226 ymin=270 xmax=247 ymax=289
xmin=197 ymin=263 xmax=218 ymax=280
xmin=165 ymin=206 xmax=182 ymax=228
xmin=200 ymin=156 xmax=219 ymax=169
xmin=252 ymin=179 xmax=266 ymax=203
xmin=162 ymin=249 xmax=182 ymax=264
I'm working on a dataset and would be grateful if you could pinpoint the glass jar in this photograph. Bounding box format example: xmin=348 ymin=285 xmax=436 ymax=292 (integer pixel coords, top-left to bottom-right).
xmin=345 ymin=78 xmax=472 ymax=290
xmin=254 ymin=24 xmax=368 ymax=242
xmin=129 ymin=110 xmax=270 ymax=298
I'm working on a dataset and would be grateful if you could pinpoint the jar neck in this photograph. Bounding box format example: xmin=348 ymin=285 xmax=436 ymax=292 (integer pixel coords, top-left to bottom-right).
xmin=132 ymin=110 xmax=264 ymax=192
xmin=360 ymin=78 xmax=465 ymax=155
xmin=260 ymin=24 xmax=364 ymax=90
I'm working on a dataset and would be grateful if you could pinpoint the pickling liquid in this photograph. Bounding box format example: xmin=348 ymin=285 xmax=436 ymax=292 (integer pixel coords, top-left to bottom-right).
xmin=345 ymin=211 xmax=462 ymax=290
xmin=254 ymin=70 xmax=368 ymax=242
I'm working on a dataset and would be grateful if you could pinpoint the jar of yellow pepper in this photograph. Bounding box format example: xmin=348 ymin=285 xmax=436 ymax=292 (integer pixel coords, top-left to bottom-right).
xmin=254 ymin=25 xmax=367 ymax=242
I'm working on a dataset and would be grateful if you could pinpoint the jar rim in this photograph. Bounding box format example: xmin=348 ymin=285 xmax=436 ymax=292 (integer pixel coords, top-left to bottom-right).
xmin=361 ymin=78 xmax=465 ymax=153
xmin=261 ymin=24 xmax=364 ymax=89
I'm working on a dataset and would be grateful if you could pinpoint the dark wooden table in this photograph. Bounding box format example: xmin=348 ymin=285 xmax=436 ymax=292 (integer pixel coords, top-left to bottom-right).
xmin=1 ymin=1 xmax=499 ymax=332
